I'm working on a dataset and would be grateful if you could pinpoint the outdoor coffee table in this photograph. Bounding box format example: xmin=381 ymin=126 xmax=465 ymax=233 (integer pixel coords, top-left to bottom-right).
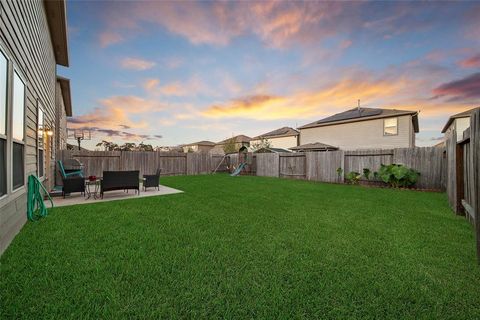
xmin=85 ymin=178 xmax=101 ymax=200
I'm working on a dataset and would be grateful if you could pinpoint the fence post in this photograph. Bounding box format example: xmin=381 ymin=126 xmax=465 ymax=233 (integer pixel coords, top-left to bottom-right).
xmin=470 ymin=110 xmax=480 ymax=264
xmin=455 ymin=144 xmax=465 ymax=214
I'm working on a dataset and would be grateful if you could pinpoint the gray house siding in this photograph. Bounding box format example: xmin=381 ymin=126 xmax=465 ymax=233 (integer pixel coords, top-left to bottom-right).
xmin=299 ymin=115 xmax=415 ymax=150
xmin=0 ymin=0 xmax=58 ymax=254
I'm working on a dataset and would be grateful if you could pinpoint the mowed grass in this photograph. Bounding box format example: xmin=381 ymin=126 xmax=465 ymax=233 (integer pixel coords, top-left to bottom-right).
xmin=1 ymin=175 xmax=480 ymax=319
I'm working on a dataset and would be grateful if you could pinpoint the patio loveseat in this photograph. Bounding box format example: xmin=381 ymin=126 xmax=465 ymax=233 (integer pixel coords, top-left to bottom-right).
xmin=100 ymin=171 xmax=140 ymax=198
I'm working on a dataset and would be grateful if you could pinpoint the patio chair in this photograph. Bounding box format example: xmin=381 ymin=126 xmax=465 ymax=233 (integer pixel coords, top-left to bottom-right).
xmin=60 ymin=175 xmax=85 ymax=198
xmin=58 ymin=160 xmax=84 ymax=179
xmin=143 ymin=168 xmax=161 ymax=191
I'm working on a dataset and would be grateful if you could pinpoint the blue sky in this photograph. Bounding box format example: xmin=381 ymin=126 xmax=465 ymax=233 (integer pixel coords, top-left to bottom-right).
xmin=59 ymin=1 xmax=480 ymax=149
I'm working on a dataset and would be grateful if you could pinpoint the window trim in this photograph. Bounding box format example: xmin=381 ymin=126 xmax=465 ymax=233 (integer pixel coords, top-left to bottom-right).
xmin=383 ymin=117 xmax=398 ymax=136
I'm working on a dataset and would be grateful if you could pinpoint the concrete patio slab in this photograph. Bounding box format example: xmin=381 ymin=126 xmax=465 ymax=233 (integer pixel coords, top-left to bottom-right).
xmin=47 ymin=184 xmax=183 ymax=207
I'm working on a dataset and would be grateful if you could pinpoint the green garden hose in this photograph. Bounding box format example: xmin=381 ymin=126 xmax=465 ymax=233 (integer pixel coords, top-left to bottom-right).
xmin=27 ymin=175 xmax=53 ymax=221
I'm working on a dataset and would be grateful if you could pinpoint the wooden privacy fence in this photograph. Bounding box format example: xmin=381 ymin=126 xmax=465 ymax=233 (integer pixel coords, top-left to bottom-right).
xmin=59 ymin=146 xmax=446 ymax=191
xmin=253 ymin=147 xmax=446 ymax=190
xmin=445 ymin=109 xmax=480 ymax=262
xmin=59 ymin=150 xmax=189 ymax=177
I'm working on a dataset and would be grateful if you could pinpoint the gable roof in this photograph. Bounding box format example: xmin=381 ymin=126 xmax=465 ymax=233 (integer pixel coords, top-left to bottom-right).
xmin=216 ymin=135 xmax=252 ymax=145
xmin=44 ymin=0 xmax=69 ymax=66
xmin=254 ymin=147 xmax=292 ymax=153
xmin=290 ymin=142 xmax=338 ymax=151
xmin=441 ymin=107 xmax=479 ymax=133
xmin=253 ymin=126 xmax=299 ymax=140
xmin=298 ymin=107 xmax=419 ymax=132
xmin=184 ymin=140 xmax=215 ymax=146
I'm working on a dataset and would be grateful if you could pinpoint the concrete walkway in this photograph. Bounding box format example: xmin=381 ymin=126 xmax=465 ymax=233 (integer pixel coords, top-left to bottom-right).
xmin=47 ymin=184 xmax=183 ymax=208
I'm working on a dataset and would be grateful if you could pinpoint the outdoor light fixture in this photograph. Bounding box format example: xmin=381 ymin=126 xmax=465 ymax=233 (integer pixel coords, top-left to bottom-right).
xmin=46 ymin=129 xmax=54 ymax=136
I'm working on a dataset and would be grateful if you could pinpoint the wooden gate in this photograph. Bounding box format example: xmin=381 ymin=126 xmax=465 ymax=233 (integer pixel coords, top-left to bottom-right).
xmin=279 ymin=153 xmax=306 ymax=179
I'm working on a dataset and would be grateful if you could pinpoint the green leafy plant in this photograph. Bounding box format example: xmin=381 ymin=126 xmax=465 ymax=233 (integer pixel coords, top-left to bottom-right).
xmin=363 ymin=168 xmax=371 ymax=180
xmin=373 ymin=171 xmax=379 ymax=180
xmin=377 ymin=164 xmax=420 ymax=188
xmin=345 ymin=171 xmax=361 ymax=184
xmin=336 ymin=167 xmax=343 ymax=178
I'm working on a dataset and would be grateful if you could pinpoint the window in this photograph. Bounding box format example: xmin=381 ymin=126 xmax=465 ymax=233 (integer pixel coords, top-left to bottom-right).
xmin=384 ymin=117 xmax=398 ymax=136
xmin=12 ymin=71 xmax=25 ymax=189
xmin=0 ymin=50 xmax=7 ymax=196
xmin=38 ymin=107 xmax=44 ymax=177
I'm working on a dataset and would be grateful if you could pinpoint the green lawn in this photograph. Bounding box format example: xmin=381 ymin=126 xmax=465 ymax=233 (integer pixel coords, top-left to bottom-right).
xmin=1 ymin=175 xmax=480 ymax=319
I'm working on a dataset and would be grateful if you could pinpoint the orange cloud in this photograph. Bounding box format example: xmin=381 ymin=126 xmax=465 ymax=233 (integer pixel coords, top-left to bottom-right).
xmin=120 ymin=57 xmax=156 ymax=70
xmin=202 ymin=77 xmax=409 ymax=120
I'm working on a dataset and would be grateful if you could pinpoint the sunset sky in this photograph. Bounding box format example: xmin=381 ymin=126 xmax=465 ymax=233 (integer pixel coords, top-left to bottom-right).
xmin=59 ymin=1 xmax=480 ymax=149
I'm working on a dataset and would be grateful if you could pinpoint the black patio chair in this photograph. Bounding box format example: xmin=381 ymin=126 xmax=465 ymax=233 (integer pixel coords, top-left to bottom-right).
xmin=60 ymin=175 xmax=85 ymax=198
xmin=143 ymin=168 xmax=161 ymax=191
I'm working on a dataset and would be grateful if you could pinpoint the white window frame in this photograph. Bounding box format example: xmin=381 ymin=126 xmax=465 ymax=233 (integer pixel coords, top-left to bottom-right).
xmin=0 ymin=45 xmax=8 ymax=200
xmin=37 ymin=103 xmax=45 ymax=179
xmin=11 ymin=68 xmax=26 ymax=192
xmin=383 ymin=117 xmax=398 ymax=136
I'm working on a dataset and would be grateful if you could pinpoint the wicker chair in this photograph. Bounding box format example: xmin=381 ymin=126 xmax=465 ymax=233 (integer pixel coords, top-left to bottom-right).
xmin=143 ymin=168 xmax=161 ymax=191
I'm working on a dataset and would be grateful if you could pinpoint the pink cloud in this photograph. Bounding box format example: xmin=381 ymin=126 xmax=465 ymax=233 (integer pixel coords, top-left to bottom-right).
xmin=459 ymin=54 xmax=480 ymax=68
xmin=69 ymin=95 xmax=165 ymax=130
xmin=433 ymin=72 xmax=480 ymax=102
xmin=143 ymin=76 xmax=215 ymax=97
xmin=98 ymin=31 xmax=124 ymax=47
xmin=120 ymin=57 xmax=156 ymax=71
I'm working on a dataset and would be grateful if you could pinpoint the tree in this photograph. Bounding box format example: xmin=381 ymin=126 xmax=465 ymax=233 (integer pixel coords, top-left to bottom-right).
xmin=223 ymin=137 xmax=237 ymax=154
xmin=96 ymin=140 xmax=119 ymax=151
xmin=138 ymin=142 xmax=154 ymax=151
xmin=119 ymin=142 xmax=136 ymax=151
xmin=250 ymin=138 xmax=271 ymax=152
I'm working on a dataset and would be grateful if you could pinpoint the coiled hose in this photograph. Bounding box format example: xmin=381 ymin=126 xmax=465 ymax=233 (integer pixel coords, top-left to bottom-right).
xmin=27 ymin=175 xmax=54 ymax=221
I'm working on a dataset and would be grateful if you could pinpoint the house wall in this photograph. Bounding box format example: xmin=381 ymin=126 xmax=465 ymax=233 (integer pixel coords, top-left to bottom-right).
xmin=299 ymin=115 xmax=414 ymax=150
xmin=455 ymin=117 xmax=470 ymax=141
xmin=251 ymin=135 xmax=298 ymax=149
xmin=0 ymin=0 xmax=58 ymax=254
xmin=210 ymin=142 xmax=249 ymax=154
xmin=182 ymin=144 xmax=214 ymax=153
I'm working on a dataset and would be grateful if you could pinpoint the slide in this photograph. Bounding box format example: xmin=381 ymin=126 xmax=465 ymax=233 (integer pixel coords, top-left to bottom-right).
xmin=230 ymin=163 xmax=247 ymax=176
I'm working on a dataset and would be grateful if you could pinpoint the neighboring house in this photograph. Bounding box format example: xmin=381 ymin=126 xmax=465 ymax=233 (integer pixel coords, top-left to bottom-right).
xmin=0 ymin=0 xmax=71 ymax=254
xmin=298 ymin=107 xmax=419 ymax=150
xmin=441 ymin=107 xmax=479 ymax=142
xmin=56 ymin=76 xmax=73 ymax=152
xmin=210 ymin=135 xmax=252 ymax=154
xmin=254 ymin=147 xmax=291 ymax=153
xmin=182 ymin=140 xmax=215 ymax=153
xmin=155 ymin=146 xmax=183 ymax=152
xmin=250 ymin=127 xmax=299 ymax=150
xmin=290 ymin=142 xmax=338 ymax=152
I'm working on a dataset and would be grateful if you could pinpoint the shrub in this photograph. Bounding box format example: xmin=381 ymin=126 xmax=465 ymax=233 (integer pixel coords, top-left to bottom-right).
xmin=336 ymin=167 xmax=343 ymax=178
xmin=378 ymin=164 xmax=420 ymax=188
xmin=345 ymin=171 xmax=361 ymax=184
xmin=363 ymin=168 xmax=371 ymax=180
